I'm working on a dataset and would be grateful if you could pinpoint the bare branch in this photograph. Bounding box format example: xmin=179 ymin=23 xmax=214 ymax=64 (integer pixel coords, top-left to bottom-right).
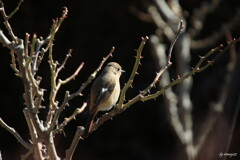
xmin=167 ymin=20 xmax=184 ymax=65
xmin=121 ymin=20 xmax=184 ymax=107
xmin=7 ymin=0 xmax=23 ymax=20
xmin=53 ymin=102 xmax=87 ymax=135
xmin=64 ymin=126 xmax=84 ymax=160
xmin=57 ymin=62 xmax=84 ymax=86
xmin=0 ymin=1 xmax=19 ymax=41
xmin=0 ymin=118 xmax=31 ymax=150
xmin=32 ymin=7 xmax=68 ymax=75
xmin=117 ymin=36 xmax=149 ymax=109
xmin=0 ymin=30 xmax=16 ymax=51
xmin=10 ymin=50 xmax=21 ymax=77
xmin=56 ymin=49 xmax=73 ymax=75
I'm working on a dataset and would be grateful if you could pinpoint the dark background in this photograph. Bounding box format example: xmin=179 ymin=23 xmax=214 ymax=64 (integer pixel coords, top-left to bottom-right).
xmin=0 ymin=0 xmax=240 ymax=160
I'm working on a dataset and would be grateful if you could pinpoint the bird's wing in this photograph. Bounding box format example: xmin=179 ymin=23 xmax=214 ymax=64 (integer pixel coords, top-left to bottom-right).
xmin=94 ymin=81 xmax=116 ymax=107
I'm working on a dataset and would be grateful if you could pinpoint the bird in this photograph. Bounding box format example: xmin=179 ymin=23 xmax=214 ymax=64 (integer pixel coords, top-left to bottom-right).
xmin=84 ymin=62 xmax=124 ymax=136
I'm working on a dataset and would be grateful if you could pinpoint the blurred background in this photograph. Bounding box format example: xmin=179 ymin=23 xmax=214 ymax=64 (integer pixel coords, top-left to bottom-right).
xmin=0 ymin=0 xmax=240 ymax=159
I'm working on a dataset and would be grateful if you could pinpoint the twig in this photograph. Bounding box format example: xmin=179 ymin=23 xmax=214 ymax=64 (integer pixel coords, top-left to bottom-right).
xmin=117 ymin=36 xmax=149 ymax=109
xmin=0 ymin=118 xmax=31 ymax=150
xmin=57 ymin=62 xmax=84 ymax=86
xmin=10 ymin=51 xmax=21 ymax=77
xmin=167 ymin=20 xmax=184 ymax=64
xmin=53 ymin=102 xmax=87 ymax=135
xmin=150 ymin=34 xmax=186 ymax=144
xmin=32 ymin=7 xmax=68 ymax=75
xmin=122 ymin=20 xmax=184 ymax=108
xmin=0 ymin=1 xmax=20 ymax=42
xmin=64 ymin=126 xmax=84 ymax=160
xmin=56 ymin=49 xmax=73 ymax=74
xmin=5 ymin=0 xmax=23 ymax=20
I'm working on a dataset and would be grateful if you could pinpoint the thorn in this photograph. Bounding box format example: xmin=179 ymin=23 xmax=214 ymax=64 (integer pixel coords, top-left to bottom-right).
xmin=177 ymin=75 xmax=181 ymax=79
xmin=135 ymin=72 xmax=139 ymax=75
xmin=211 ymin=48 xmax=215 ymax=52
xmin=80 ymin=136 xmax=84 ymax=140
xmin=140 ymin=56 xmax=144 ymax=59
xmin=208 ymin=60 xmax=213 ymax=65
xmin=139 ymin=62 xmax=142 ymax=65
xmin=199 ymin=55 xmax=204 ymax=59
xmin=130 ymin=84 xmax=133 ymax=88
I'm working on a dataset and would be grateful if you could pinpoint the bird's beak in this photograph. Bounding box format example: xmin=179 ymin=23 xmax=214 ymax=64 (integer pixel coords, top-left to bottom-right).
xmin=121 ymin=70 xmax=125 ymax=73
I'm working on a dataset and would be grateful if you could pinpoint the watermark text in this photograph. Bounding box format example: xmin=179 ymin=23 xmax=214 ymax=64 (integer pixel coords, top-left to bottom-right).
xmin=219 ymin=152 xmax=237 ymax=158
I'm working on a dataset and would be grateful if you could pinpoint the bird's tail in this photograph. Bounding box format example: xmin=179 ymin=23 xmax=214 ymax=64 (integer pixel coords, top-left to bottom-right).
xmin=84 ymin=109 xmax=98 ymax=137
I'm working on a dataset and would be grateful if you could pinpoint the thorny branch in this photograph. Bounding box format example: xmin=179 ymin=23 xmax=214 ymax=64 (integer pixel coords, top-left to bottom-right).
xmin=0 ymin=1 xmax=240 ymax=160
xmin=84 ymin=29 xmax=240 ymax=138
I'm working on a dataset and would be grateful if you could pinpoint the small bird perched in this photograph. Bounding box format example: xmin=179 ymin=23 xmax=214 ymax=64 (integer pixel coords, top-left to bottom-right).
xmin=84 ymin=62 xmax=124 ymax=136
